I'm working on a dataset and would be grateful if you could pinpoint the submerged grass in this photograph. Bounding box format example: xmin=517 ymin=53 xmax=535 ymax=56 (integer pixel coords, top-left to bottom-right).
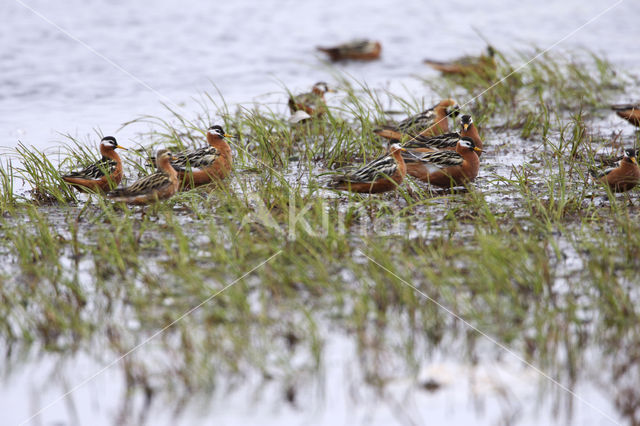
xmin=1 ymin=48 xmax=640 ymax=424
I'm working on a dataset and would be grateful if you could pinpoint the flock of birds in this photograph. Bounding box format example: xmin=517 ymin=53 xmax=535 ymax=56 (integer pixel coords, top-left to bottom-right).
xmin=59 ymin=40 xmax=640 ymax=204
xmin=62 ymin=125 xmax=232 ymax=205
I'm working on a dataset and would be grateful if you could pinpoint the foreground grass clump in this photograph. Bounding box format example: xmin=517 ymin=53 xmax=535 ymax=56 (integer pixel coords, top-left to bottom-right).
xmin=0 ymin=49 xmax=639 ymax=424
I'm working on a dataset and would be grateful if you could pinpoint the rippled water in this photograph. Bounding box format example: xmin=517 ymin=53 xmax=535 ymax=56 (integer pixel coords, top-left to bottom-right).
xmin=2 ymin=0 xmax=638 ymax=149
xmin=2 ymin=0 xmax=640 ymax=425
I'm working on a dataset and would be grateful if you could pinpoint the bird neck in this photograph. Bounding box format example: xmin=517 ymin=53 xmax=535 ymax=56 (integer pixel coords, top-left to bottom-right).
xmin=391 ymin=150 xmax=406 ymax=177
xmin=457 ymin=146 xmax=480 ymax=167
xmin=461 ymin=125 xmax=482 ymax=151
xmin=158 ymin=157 xmax=177 ymax=179
xmin=100 ymin=145 xmax=121 ymax=163
xmin=433 ymin=106 xmax=451 ymax=132
xmin=434 ymin=106 xmax=448 ymax=119
xmin=207 ymin=135 xmax=232 ymax=160
xmin=622 ymin=158 xmax=640 ymax=172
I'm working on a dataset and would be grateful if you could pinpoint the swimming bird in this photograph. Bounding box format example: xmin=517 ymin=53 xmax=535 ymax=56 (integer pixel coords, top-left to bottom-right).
xmin=402 ymin=137 xmax=482 ymax=188
xmin=62 ymin=136 xmax=126 ymax=192
xmin=591 ymin=149 xmax=640 ymax=193
xmin=107 ymin=149 xmax=179 ymax=205
xmin=611 ymin=103 xmax=640 ymax=127
xmin=288 ymin=82 xmax=332 ymax=118
xmin=167 ymin=125 xmax=233 ymax=188
xmin=375 ymin=99 xmax=459 ymax=141
xmin=424 ymin=46 xmax=496 ymax=77
xmin=402 ymin=115 xmax=484 ymax=156
xmin=327 ymin=143 xmax=407 ymax=193
xmin=317 ymin=39 xmax=382 ymax=61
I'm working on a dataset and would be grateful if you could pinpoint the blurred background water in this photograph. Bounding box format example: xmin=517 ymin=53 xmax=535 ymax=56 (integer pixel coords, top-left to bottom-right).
xmin=1 ymin=0 xmax=638 ymax=150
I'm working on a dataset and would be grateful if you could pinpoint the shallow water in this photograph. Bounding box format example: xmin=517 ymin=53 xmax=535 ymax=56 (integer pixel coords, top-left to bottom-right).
xmin=2 ymin=0 xmax=640 ymax=425
xmin=0 ymin=332 xmax=619 ymax=426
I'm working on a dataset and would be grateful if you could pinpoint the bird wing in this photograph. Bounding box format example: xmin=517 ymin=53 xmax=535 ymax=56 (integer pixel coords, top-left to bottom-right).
xmin=319 ymin=40 xmax=373 ymax=54
xmin=110 ymin=172 xmax=172 ymax=196
xmin=452 ymin=54 xmax=478 ymax=66
xmin=288 ymin=91 xmax=324 ymax=112
xmin=296 ymin=92 xmax=319 ymax=104
xmin=598 ymin=167 xmax=616 ymax=178
xmin=63 ymin=157 xmax=116 ymax=179
xmin=403 ymin=132 xmax=460 ymax=150
xmin=402 ymin=150 xmax=463 ymax=173
xmin=171 ymin=147 xmax=221 ymax=171
xmin=611 ymin=103 xmax=640 ymax=111
xmin=396 ymin=109 xmax=436 ymax=133
xmin=335 ymin=154 xmax=397 ymax=183
xmin=341 ymin=40 xmax=374 ymax=53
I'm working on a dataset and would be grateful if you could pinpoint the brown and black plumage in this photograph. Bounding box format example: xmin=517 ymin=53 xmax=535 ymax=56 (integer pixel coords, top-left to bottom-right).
xmin=403 ymin=137 xmax=482 ymax=188
xmin=611 ymin=103 xmax=640 ymax=127
xmin=107 ymin=149 xmax=178 ymax=205
xmin=327 ymin=143 xmax=407 ymax=193
xmin=402 ymin=115 xmax=483 ymax=156
xmin=62 ymin=136 xmax=126 ymax=192
xmin=317 ymin=40 xmax=382 ymax=61
xmin=375 ymin=99 xmax=459 ymax=141
xmin=591 ymin=149 xmax=640 ymax=193
xmin=288 ymin=82 xmax=332 ymax=118
xmin=424 ymin=46 xmax=496 ymax=77
xmin=167 ymin=125 xmax=233 ymax=188
xmin=403 ymin=132 xmax=461 ymax=151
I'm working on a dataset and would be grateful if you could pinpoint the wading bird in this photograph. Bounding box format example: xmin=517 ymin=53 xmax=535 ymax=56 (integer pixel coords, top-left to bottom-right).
xmin=375 ymin=99 xmax=459 ymax=141
xmin=611 ymin=103 xmax=640 ymax=127
xmin=402 ymin=137 xmax=482 ymax=187
xmin=402 ymin=115 xmax=483 ymax=156
xmin=424 ymin=46 xmax=496 ymax=77
xmin=317 ymin=39 xmax=382 ymax=61
xmin=591 ymin=149 xmax=640 ymax=193
xmin=288 ymin=82 xmax=332 ymax=118
xmin=62 ymin=136 xmax=126 ymax=192
xmin=108 ymin=149 xmax=179 ymax=205
xmin=161 ymin=125 xmax=233 ymax=188
xmin=327 ymin=143 xmax=407 ymax=193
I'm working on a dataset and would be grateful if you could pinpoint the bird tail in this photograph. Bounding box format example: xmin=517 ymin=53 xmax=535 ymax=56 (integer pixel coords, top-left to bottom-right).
xmin=316 ymin=46 xmax=340 ymax=61
xmin=316 ymin=46 xmax=337 ymax=54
